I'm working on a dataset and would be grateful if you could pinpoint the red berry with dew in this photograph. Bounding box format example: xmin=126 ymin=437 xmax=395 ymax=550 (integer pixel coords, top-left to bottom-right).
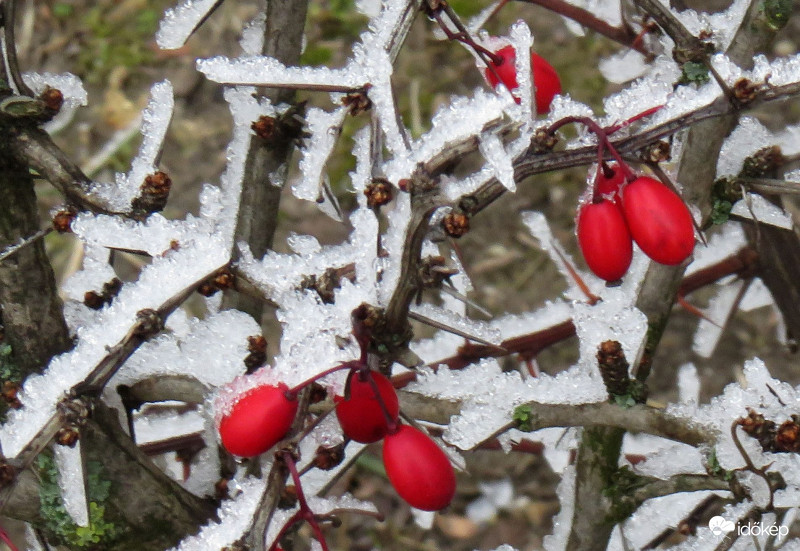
xmin=484 ymin=44 xmax=561 ymax=113
xmin=217 ymin=383 xmax=298 ymax=457
xmin=622 ymin=176 xmax=695 ymax=265
xmin=383 ymin=425 xmax=456 ymax=511
xmin=335 ymin=370 xmax=399 ymax=444
xmin=577 ymin=199 xmax=633 ymax=282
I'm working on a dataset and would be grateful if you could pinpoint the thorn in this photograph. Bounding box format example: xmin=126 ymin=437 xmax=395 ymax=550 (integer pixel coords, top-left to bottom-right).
xmin=408 ymin=311 xmax=506 ymax=352
xmin=677 ymin=295 xmax=720 ymax=327
xmin=440 ymin=284 xmax=492 ymax=318
xmin=551 ymin=244 xmax=600 ymax=305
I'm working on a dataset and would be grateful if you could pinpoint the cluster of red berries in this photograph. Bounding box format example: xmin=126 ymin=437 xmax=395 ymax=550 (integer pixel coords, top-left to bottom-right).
xmin=483 ymin=42 xmax=561 ymax=114
xmin=216 ymin=366 xmax=456 ymax=512
xmin=577 ymin=162 xmax=696 ymax=282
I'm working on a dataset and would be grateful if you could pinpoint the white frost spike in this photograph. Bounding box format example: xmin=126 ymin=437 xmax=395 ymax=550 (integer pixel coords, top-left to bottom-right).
xmin=508 ymin=21 xmax=534 ymax=120
xmin=716 ymin=117 xmax=773 ymax=179
xmin=692 ymin=280 xmax=745 ymax=358
xmin=731 ymin=193 xmax=793 ymax=229
xmin=157 ymin=0 xmax=223 ymax=50
xmin=55 ymin=441 xmax=89 ymax=527
xmin=295 ymin=106 xmax=348 ymax=202
xmin=240 ymin=12 xmax=266 ymax=55
xmin=479 ymin=133 xmax=516 ymax=192
xmin=677 ymin=363 xmax=700 ymax=404
xmin=102 ymin=81 xmax=175 ymax=210
xmin=543 ymin=464 xmax=576 ymax=551
xmin=599 ymin=50 xmax=648 ymax=84
xmin=198 ymin=56 xmax=365 ymax=89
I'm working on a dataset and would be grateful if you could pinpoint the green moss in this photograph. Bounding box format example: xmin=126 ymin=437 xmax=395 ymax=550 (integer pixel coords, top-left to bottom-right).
xmin=36 ymin=453 xmax=120 ymax=549
xmin=513 ymin=404 xmax=535 ymax=431
xmin=678 ymin=62 xmax=711 ymax=86
xmin=603 ymin=466 xmax=646 ymax=523
xmin=763 ymin=0 xmax=793 ymax=30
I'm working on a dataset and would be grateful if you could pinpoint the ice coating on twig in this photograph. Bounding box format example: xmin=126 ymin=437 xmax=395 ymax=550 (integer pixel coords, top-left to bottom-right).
xmin=22 ymin=71 xmax=88 ymax=107
xmin=295 ymin=106 xmax=349 ymax=202
xmin=543 ymin=464 xmax=576 ymax=551
xmin=716 ymin=117 xmax=774 ymax=179
xmin=411 ymin=302 xmax=502 ymax=345
xmin=157 ymin=0 xmax=223 ymax=50
xmin=479 ymin=132 xmax=516 ymax=192
xmin=672 ymin=0 xmax=749 ymax=51
xmin=692 ymin=280 xmax=746 ymax=358
xmin=198 ymin=55 xmax=366 ymax=89
xmin=55 ymin=442 xmax=90 ymax=527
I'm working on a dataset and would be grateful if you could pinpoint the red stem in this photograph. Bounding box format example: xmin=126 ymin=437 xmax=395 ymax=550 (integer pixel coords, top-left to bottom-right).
xmin=0 ymin=525 xmax=19 ymax=551
xmin=286 ymin=361 xmax=361 ymax=398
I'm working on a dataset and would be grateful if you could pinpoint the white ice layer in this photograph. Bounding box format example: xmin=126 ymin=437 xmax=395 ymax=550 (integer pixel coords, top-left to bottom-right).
xmin=22 ymin=71 xmax=88 ymax=107
xmin=543 ymin=464 xmax=576 ymax=551
xmin=731 ymin=193 xmax=793 ymax=229
xmin=411 ymin=302 xmax=502 ymax=346
xmin=55 ymin=442 xmax=89 ymax=527
xmin=716 ymin=117 xmax=773 ymax=179
xmin=295 ymin=106 xmax=349 ymax=202
xmin=157 ymin=0 xmax=226 ymax=50
xmin=198 ymin=55 xmax=366 ymax=89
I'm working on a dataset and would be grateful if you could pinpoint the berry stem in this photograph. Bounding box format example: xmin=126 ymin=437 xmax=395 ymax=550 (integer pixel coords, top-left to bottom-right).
xmin=547 ymin=116 xmax=637 ymax=182
xmin=363 ymin=370 xmax=399 ymax=434
xmin=282 ymin=450 xmax=331 ymax=551
xmin=286 ymin=361 xmax=361 ymax=398
xmin=426 ymin=1 xmax=504 ymax=67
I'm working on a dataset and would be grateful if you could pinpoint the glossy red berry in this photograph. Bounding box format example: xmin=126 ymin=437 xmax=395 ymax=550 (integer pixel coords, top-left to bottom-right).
xmin=577 ymin=199 xmax=633 ymax=282
xmin=335 ymin=371 xmax=399 ymax=443
xmin=484 ymin=45 xmax=561 ymax=113
xmin=383 ymin=425 xmax=456 ymax=511
xmin=622 ymin=176 xmax=695 ymax=265
xmin=218 ymin=383 xmax=298 ymax=457
xmin=595 ymin=163 xmax=626 ymax=203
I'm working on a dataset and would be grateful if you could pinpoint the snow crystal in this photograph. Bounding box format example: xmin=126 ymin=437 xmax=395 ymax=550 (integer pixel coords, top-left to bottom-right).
xmin=716 ymin=117 xmax=774 ymax=179
xmin=198 ymin=55 xmax=366 ymax=89
xmin=168 ymin=476 xmax=265 ymax=550
xmin=508 ymin=21 xmax=534 ymax=120
xmin=479 ymin=133 xmax=516 ymax=192
xmin=294 ymin=106 xmax=349 ymax=202
xmin=466 ymin=478 xmax=515 ymax=523
xmin=731 ymin=193 xmax=793 ymax=229
xmin=673 ymin=0 xmax=749 ymax=51
xmin=54 ymin=442 xmax=89 ymax=527
xmin=22 ymin=71 xmax=88 ymax=107
xmin=543 ymin=464 xmax=575 ymax=551
xmin=157 ymin=0 xmax=225 ymax=50
xmin=599 ymin=50 xmax=648 ymax=84
xmin=240 ymin=12 xmax=266 ymax=55
xmin=678 ymin=363 xmax=701 ymax=404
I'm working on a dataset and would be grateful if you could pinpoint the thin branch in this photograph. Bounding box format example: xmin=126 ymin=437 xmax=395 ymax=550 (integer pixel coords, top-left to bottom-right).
xmin=2 ymin=0 xmax=34 ymax=97
xmin=515 ymin=0 xmax=648 ymax=56
xmin=631 ymin=474 xmax=731 ymax=505
xmin=0 ymin=228 xmax=51 ymax=264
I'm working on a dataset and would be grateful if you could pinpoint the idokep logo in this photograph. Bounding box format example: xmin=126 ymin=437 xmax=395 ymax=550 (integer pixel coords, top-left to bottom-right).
xmin=708 ymin=516 xmax=735 ymax=536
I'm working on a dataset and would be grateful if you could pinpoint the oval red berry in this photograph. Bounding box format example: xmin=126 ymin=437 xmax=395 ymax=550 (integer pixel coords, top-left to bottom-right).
xmin=383 ymin=425 xmax=456 ymax=511
xmin=484 ymin=45 xmax=561 ymax=113
xmin=622 ymin=176 xmax=695 ymax=265
xmin=577 ymin=199 xmax=633 ymax=282
xmin=335 ymin=371 xmax=399 ymax=444
xmin=595 ymin=163 xmax=626 ymax=203
xmin=218 ymin=383 xmax=298 ymax=457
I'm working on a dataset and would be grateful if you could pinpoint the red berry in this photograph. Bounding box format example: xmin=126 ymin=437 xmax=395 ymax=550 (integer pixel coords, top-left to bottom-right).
xmin=335 ymin=371 xmax=399 ymax=444
xmin=577 ymin=199 xmax=633 ymax=282
xmin=484 ymin=45 xmax=561 ymax=113
xmin=622 ymin=176 xmax=695 ymax=265
xmin=218 ymin=383 xmax=298 ymax=457
xmin=595 ymin=163 xmax=626 ymax=203
xmin=383 ymin=425 xmax=456 ymax=511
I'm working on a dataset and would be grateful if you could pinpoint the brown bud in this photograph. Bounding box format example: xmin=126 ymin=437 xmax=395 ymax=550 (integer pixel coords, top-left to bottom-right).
xmin=644 ymin=140 xmax=672 ymax=163
xmin=308 ymin=382 xmax=327 ymax=405
xmin=397 ymin=178 xmax=411 ymax=192
xmin=55 ymin=427 xmax=80 ymax=447
xmin=442 ymin=212 xmax=470 ymax=238
xmin=313 ymin=442 xmax=346 ymax=470
xmin=741 ymin=146 xmax=785 ymax=178
xmin=342 ymin=90 xmax=372 ymax=116
xmin=132 ymin=171 xmax=172 ymax=214
xmin=83 ymin=291 xmax=105 ymax=310
xmin=775 ymin=418 xmax=800 ymax=453
xmin=39 ymin=87 xmax=64 ymax=113
xmin=251 ymin=115 xmax=277 ymax=141
xmin=1 ymin=381 xmax=21 ymax=409
xmin=197 ymin=283 xmax=217 ymax=297
xmin=733 ymin=78 xmax=759 ymax=104
xmin=531 ymin=128 xmax=559 ymax=153
xmin=213 ymin=269 xmax=235 ymax=290
xmin=597 ymin=340 xmax=631 ymax=398
xmin=364 ymin=180 xmax=393 ymax=208
xmin=215 ymin=478 xmax=230 ymax=500
xmin=244 ymin=335 xmax=268 ymax=374
xmin=737 ymin=409 xmax=778 ymax=452
xmin=52 ymin=209 xmax=77 ymax=233
xmin=419 ymin=255 xmax=458 ymax=288
xmin=133 ymin=309 xmax=164 ymax=338
xmin=278 ymin=484 xmax=299 ymax=509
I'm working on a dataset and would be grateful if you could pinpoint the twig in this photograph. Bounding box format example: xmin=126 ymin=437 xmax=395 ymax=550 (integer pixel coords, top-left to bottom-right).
xmin=1 ymin=0 xmax=34 ymax=97
xmin=515 ymin=0 xmax=648 ymax=56
xmin=0 ymin=228 xmax=51 ymax=264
